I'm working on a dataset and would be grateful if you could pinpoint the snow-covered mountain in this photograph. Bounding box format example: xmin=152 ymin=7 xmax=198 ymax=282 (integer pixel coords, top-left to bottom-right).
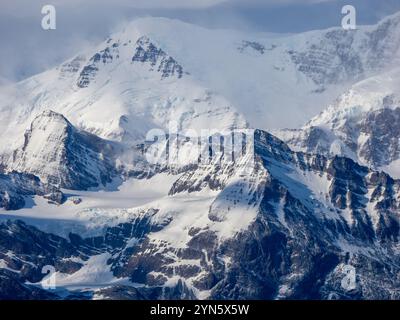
xmin=0 ymin=23 xmax=248 ymax=155
xmin=2 ymin=11 xmax=400 ymax=155
xmin=1 ymin=12 xmax=400 ymax=300
xmin=8 ymin=110 xmax=117 ymax=190
xmin=277 ymin=67 xmax=400 ymax=178
xmin=1 ymin=130 xmax=399 ymax=299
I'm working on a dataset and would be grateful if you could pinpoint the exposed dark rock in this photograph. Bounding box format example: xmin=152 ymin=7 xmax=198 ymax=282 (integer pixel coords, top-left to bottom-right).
xmin=132 ymin=36 xmax=184 ymax=79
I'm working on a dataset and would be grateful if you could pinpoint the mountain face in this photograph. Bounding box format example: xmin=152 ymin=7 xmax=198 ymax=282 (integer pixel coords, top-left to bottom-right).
xmin=276 ymin=68 xmax=400 ymax=178
xmin=77 ymin=35 xmax=184 ymax=89
xmin=131 ymin=36 xmax=184 ymax=80
xmin=0 ymin=171 xmax=64 ymax=210
xmin=1 ymin=12 xmax=400 ymax=300
xmin=0 ymin=22 xmax=247 ymax=154
xmin=287 ymin=13 xmax=400 ymax=89
xmin=7 ymin=110 xmax=116 ymax=190
xmin=1 ymin=130 xmax=399 ymax=300
xmin=1 ymin=12 xmax=400 ymax=152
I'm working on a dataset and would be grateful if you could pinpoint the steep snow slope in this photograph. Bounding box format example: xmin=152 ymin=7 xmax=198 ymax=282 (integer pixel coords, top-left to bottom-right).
xmin=277 ymin=67 xmax=400 ymax=177
xmin=2 ymin=12 xmax=400 ymax=156
xmin=0 ymin=25 xmax=247 ymax=154
xmin=8 ymin=110 xmax=117 ymax=190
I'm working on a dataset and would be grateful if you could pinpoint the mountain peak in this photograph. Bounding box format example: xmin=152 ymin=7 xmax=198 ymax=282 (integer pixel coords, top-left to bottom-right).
xmin=33 ymin=109 xmax=70 ymax=125
xmin=9 ymin=111 xmax=116 ymax=189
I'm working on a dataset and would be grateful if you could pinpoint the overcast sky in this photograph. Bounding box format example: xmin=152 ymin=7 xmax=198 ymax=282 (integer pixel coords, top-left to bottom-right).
xmin=1 ymin=0 xmax=400 ymax=83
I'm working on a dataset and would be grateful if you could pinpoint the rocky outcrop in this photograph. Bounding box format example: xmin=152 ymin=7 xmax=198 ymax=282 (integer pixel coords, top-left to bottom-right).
xmin=0 ymin=171 xmax=64 ymax=210
xmin=132 ymin=36 xmax=184 ymax=79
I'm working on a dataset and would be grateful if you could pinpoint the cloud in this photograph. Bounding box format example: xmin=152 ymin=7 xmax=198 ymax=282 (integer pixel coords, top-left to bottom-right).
xmin=226 ymin=0 xmax=333 ymax=6
xmin=0 ymin=0 xmax=336 ymax=15
xmin=79 ymin=0 xmax=332 ymax=9
xmin=1 ymin=0 xmax=400 ymax=83
xmin=98 ymin=0 xmax=229 ymax=9
xmin=1 ymin=0 xmax=229 ymax=14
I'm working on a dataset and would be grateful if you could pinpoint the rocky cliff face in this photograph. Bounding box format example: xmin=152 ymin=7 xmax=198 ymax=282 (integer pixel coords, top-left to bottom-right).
xmin=77 ymin=35 xmax=184 ymax=89
xmin=132 ymin=36 xmax=184 ymax=79
xmin=288 ymin=12 xmax=400 ymax=90
xmin=0 ymin=171 xmax=64 ymax=210
xmin=1 ymin=130 xmax=398 ymax=300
